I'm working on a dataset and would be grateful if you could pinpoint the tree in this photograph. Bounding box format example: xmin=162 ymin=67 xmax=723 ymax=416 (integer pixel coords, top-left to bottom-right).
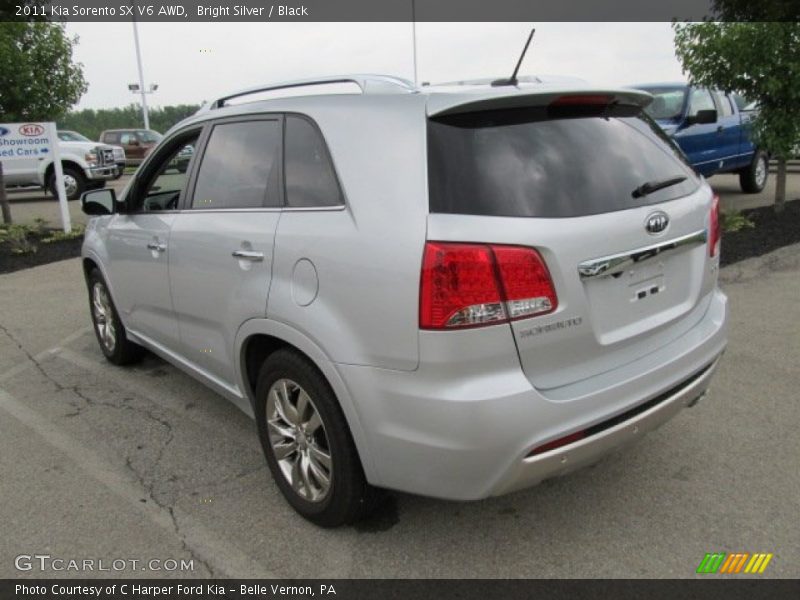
xmin=0 ymin=21 xmax=88 ymax=122
xmin=673 ymin=21 xmax=800 ymax=212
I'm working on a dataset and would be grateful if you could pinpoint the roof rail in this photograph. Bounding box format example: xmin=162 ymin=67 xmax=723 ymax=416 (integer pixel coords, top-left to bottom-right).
xmin=208 ymin=74 xmax=417 ymax=109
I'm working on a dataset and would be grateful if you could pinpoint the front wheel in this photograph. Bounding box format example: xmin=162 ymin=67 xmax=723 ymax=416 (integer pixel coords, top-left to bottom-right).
xmin=87 ymin=269 xmax=144 ymax=365
xmin=739 ymin=150 xmax=769 ymax=194
xmin=255 ymin=349 xmax=381 ymax=527
xmin=49 ymin=166 xmax=86 ymax=201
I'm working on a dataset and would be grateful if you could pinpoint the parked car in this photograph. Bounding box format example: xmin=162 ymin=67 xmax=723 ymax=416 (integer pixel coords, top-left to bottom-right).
xmin=59 ymin=130 xmax=126 ymax=179
xmin=99 ymin=129 xmax=162 ymax=167
xmin=80 ymin=75 xmax=728 ymax=527
xmin=3 ymin=130 xmax=117 ymax=200
xmin=632 ymin=83 xmax=768 ymax=193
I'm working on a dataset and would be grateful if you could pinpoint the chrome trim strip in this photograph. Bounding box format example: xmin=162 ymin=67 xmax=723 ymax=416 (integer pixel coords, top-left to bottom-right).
xmin=578 ymin=229 xmax=707 ymax=280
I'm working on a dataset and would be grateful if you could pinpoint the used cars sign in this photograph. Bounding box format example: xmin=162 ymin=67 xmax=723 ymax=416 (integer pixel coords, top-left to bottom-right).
xmin=0 ymin=121 xmax=71 ymax=232
xmin=0 ymin=122 xmax=54 ymax=160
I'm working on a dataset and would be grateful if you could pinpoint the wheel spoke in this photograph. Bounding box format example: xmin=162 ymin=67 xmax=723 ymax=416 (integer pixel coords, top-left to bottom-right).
xmin=271 ymin=388 xmax=293 ymax=425
xmin=308 ymin=444 xmax=331 ymax=470
xmin=281 ymin=380 xmax=300 ymax=424
xmin=267 ymin=418 xmax=296 ymax=440
xmin=307 ymin=456 xmax=331 ymax=489
xmin=299 ymin=454 xmax=315 ymax=499
xmin=295 ymin=390 xmax=310 ymax=423
xmin=290 ymin=454 xmax=304 ymax=495
xmin=305 ymin=410 xmax=322 ymax=434
xmin=272 ymin=439 xmax=297 ymax=460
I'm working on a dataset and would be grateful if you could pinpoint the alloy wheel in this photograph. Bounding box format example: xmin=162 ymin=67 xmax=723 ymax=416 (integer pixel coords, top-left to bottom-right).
xmin=92 ymin=282 xmax=116 ymax=352
xmin=266 ymin=378 xmax=333 ymax=502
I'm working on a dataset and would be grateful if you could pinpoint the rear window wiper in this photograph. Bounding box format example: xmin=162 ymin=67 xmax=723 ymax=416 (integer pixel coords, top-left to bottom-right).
xmin=632 ymin=175 xmax=687 ymax=198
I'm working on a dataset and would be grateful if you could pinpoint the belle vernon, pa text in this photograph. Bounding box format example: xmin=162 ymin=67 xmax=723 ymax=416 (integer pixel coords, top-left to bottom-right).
xmin=16 ymin=584 xmax=338 ymax=597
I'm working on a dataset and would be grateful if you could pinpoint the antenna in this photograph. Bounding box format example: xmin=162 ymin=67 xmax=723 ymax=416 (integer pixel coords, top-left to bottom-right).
xmin=492 ymin=28 xmax=535 ymax=87
xmin=411 ymin=0 xmax=418 ymax=86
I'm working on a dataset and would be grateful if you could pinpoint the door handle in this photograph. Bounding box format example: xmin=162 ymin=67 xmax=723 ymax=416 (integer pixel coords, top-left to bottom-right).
xmin=232 ymin=250 xmax=264 ymax=261
xmin=147 ymin=242 xmax=167 ymax=252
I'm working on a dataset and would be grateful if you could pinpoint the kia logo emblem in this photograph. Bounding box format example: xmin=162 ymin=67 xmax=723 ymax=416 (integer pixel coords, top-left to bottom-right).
xmin=645 ymin=211 xmax=669 ymax=234
xmin=19 ymin=124 xmax=45 ymax=137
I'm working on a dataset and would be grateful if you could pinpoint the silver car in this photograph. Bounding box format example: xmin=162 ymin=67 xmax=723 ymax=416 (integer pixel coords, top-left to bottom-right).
xmin=80 ymin=75 xmax=728 ymax=527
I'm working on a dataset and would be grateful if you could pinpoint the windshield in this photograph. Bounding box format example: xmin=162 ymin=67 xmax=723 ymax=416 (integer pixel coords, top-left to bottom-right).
xmin=137 ymin=130 xmax=162 ymax=143
xmin=58 ymin=131 xmax=90 ymax=142
xmin=640 ymin=87 xmax=687 ymax=120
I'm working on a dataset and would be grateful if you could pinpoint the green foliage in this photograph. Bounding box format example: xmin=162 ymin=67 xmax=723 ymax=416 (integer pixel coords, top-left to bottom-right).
xmin=721 ymin=210 xmax=755 ymax=233
xmin=59 ymin=104 xmax=202 ymax=141
xmin=673 ymin=22 xmax=800 ymax=162
xmin=0 ymin=22 xmax=88 ymax=121
xmin=41 ymin=224 xmax=85 ymax=244
xmin=0 ymin=224 xmax=38 ymax=255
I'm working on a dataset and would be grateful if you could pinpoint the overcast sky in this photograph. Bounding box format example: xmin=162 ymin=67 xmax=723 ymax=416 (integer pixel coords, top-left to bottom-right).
xmin=65 ymin=22 xmax=686 ymax=110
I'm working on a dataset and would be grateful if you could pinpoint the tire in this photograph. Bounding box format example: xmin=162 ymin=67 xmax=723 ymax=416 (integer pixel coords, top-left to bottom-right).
xmin=254 ymin=349 xmax=380 ymax=527
xmin=112 ymin=165 xmax=124 ymax=180
xmin=49 ymin=166 xmax=86 ymax=201
xmin=87 ymin=269 xmax=144 ymax=365
xmin=739 ymin=150 xmax=769 ymax=193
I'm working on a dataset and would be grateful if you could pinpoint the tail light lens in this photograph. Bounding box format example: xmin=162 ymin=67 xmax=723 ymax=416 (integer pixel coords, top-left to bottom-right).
xmin=709 ymin=193 xmax=721 ymax=257
xmin=420 ymin=242 xmax=557 ymax=330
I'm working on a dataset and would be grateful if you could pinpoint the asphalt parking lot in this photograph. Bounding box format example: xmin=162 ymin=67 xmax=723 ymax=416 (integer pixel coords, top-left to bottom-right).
xmin=0 ymin=234 xmax=798 ymax=578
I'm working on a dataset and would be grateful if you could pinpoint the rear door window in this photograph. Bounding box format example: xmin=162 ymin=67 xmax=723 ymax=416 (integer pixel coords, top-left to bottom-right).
xmin=191 ymin=119 xmax=282 ymax=209
xmin=428 ymin=106 xmax=699 ymax=218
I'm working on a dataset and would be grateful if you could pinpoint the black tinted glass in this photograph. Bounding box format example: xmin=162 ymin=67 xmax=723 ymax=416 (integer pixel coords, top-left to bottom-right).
xmin=428 ymin=107 xmax=699 ymax=218
xmin=193 ymin=120 xmax=281 ymax=209
xmin=284 ymin=116 xmax=343 ymax=208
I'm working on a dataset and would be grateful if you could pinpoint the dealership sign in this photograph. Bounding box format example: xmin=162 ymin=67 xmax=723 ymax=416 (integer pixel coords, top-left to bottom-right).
xmin=0 ymin=122 xmax=55 ymax=160
xmin=0 ymin=122 xmax=72 ymax=232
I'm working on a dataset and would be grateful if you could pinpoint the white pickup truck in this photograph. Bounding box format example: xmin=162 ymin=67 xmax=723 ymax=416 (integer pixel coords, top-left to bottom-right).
xmin=3 ymin=130 xmax=123 ymax=200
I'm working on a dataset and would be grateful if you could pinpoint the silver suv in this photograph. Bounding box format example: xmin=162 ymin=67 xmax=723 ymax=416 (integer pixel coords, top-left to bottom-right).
xmin=80 ymin=75 xmax=728 ymax=526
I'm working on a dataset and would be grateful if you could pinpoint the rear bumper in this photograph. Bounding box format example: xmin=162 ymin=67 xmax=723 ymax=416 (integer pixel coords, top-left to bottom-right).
xmin=336 ymin=288 xmax=728 ymax=500
xmin=490 ymin=357 xmax=719 ymax=496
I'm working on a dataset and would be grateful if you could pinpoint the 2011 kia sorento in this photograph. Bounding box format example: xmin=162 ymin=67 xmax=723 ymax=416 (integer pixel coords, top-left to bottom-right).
xmin=79 ymin=75 xmax=728 ymax=527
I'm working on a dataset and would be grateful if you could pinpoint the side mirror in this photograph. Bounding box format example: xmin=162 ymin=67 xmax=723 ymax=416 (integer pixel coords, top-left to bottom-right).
xmin=81 ymin=188 xmax=117 ymax=216
xmin=687 ymin=109 xmax=718 ymax=125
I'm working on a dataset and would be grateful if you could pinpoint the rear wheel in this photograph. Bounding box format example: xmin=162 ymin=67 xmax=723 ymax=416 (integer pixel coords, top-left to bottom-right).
xmin=254 ymin=349 xmax=380 ymax=527
xmin=87 ymin=269 xmax=144 ymax=365
xmin=739 ymin=150 xmax=768 ymax=193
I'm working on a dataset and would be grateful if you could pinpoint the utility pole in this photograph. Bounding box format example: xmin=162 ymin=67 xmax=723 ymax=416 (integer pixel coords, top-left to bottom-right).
xmin=411 ymin=0 xmax=418 ymax=86
xmin=131 ymin=4 xmax=150 ymax=130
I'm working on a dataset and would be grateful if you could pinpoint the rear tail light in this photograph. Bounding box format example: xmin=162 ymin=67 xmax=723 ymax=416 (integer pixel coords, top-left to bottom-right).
xmin=709 ymin=193 xmax=721 ymax=257
xmin=420 ymin=242 xmax=557 ymax=330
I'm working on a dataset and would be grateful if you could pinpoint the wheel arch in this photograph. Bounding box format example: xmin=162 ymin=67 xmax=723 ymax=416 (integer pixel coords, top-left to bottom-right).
xmin=44 ymin=159 xmax=87 ymax=184
xmin=236 ymin=319 xmax=379 ymax=484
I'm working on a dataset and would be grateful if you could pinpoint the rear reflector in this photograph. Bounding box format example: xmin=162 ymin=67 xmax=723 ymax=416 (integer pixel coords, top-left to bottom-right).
xmin=709 ymin=193 xmax=721 ymax=257
xmin=528 ymin=430 xmax=586 ymax=456
xmin=420 ymin=242 xmax=557 ymax=330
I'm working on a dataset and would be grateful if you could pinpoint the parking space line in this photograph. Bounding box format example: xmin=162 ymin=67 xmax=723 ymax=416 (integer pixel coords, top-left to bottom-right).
xmin=0 ymin=386 xmax=276 ymax=578
xmin=0 ymin=326 xmax=91 ymax=384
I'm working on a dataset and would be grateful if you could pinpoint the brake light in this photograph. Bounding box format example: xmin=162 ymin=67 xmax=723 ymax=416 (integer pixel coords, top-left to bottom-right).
xmin=709 ymin=193 xmax=721 ymax=257
xmin=550 ymin=94 xmax=613 ymax=106
xmin=419 ymin=242 xmax=557 ymax=330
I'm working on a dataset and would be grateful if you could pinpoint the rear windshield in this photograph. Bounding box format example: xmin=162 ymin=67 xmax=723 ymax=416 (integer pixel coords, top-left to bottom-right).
xmin=428 ymin=106 xmax=699 ymax=219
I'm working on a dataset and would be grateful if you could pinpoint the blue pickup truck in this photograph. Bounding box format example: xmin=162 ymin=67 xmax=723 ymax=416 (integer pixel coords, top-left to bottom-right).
xmin=633 ymin=83 xmax=768 ymax=193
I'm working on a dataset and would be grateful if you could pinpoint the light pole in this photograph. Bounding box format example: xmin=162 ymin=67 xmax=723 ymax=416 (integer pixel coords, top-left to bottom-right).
xmin=131 ymin=8 xmax=152 ymax=129
xmin=128 ymin=82 xmax=158 ymax=130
